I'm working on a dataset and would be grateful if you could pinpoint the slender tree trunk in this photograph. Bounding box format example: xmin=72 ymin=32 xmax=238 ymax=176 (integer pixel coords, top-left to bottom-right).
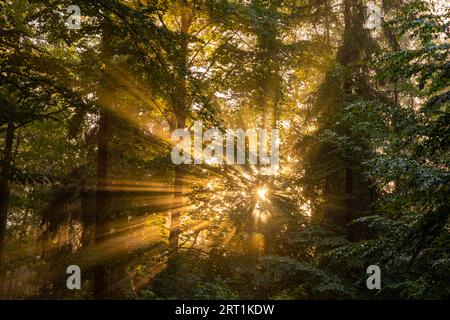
xmin=93 ymin=21 xmax=113 ymax=300
xmin=256 ymin=6 xmax=282 ymax=252
xmin=81 ymin=183 xmax=95 ymax=247
xmin=168 ymin=164 xmax=183 ymax=251
xmin=340 ymin=0 xmax=357 ymax=229
xmin=166 ymin=11 xmax=192 ymax=293
xmin=167 ymin=10 xmax=191 ymax=253
xmin=0 ymin=121 xmax=15 ymax=260
xmin=169 ymin=115 xmax=185 ymax=252
xmin=93 ymin=109 xmax=110 ymax=299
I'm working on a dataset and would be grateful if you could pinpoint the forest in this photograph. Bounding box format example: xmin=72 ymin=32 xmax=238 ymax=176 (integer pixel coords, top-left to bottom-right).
xmin=0 ymin=0 xmax=449 ymax=300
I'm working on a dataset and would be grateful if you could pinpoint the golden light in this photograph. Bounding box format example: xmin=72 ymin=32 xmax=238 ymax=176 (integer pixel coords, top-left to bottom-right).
xmin=257 ymin=187 xmax=268 ymax=201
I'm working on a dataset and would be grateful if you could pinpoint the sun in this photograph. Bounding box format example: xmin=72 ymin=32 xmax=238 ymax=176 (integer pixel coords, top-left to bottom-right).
xmin=257 ymin=187 xmax=268 ymax=201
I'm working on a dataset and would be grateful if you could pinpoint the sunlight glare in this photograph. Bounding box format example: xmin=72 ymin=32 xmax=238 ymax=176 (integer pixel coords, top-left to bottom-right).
xmin=257 ymin=187 xmax=268 ymax=201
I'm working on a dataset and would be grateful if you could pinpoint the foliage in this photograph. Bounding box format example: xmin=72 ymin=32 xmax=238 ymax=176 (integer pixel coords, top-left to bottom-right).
xmin=0 ymin=0 xmax=448 ymax=300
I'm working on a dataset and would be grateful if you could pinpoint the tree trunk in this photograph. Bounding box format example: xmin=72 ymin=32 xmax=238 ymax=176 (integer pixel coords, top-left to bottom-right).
xmin=93 ymin=20 xmax=113 ymax=300
xmin=0 ymin=121 xmax=15 ymax=260
xmin=166 ymin=10 xmax=192 ymax=292
xmin=93 ymin=108 xmax=110 ymax=300
xmin=167 ymin=8 xmax=192 ymax=250
xmin=339 ymin=0 xmax=358 ymax=230
xmin=169 ymin=115 xmax=185 ymax=252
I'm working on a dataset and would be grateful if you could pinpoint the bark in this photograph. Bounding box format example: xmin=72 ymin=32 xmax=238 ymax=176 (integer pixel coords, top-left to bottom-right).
xmin=169 ymin=115 xmax=185 ymax=252
xmin=166 ymin=10 xmax=192 ymax=292
xmin=93 ymin=20 xmax=113 ymax=300
xmin=93 ymin=107 xmax=110 ymax=300
xmin=0 ymin=121 xmax=15 ymax=259
xmin=168 ymin=10 xmax=191 ymax=253
xmin=81 ymin=183 xmax=95 ymax=248
xmin=339 ymin=0 xmax=359 ymax=229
